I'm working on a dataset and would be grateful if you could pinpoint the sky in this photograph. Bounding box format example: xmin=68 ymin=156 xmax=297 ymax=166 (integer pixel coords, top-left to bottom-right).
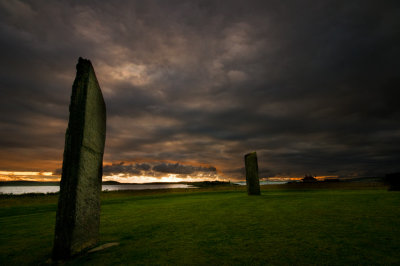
xmin=0 ymin=0 xmax=399 ymax=183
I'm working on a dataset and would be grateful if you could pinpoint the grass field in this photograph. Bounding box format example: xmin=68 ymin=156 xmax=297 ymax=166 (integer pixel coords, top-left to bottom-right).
xmin=1 ymin=183 xmax=400 ymax=265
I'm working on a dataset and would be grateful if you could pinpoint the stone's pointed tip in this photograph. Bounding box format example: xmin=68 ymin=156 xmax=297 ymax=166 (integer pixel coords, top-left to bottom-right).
xmin=75 ymin=57 xmax=92 ymax=72
xmin=244 ymin=151 xmax=257 ymax=158
xmin=77 ymin=57 xmax=92 ymax=66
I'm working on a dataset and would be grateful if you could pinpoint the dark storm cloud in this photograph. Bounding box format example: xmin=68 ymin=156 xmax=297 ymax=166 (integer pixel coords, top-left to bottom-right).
xmin=102 ymin=162 xmax=150 ymax=176
xmin=100 ymin=161 xmax=217 ymax=179
xmin=1 ymin=0 xmax=399 ymax=179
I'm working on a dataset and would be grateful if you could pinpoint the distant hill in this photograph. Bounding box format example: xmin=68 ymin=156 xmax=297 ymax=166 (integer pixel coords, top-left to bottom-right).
xmin=102 ymin=181 xmax=122 ymax=185
xmin=0 ymin=180 xmax=122 ymax=186
xmin=0 ymin=181 xmax=60 ymax=186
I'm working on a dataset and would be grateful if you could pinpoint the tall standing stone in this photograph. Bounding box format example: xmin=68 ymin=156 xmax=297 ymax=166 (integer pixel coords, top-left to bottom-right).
xmin=53 ymin=57 xmax=106 ymax=260
xmin=244 ymin=152 xmax=260 ymax=195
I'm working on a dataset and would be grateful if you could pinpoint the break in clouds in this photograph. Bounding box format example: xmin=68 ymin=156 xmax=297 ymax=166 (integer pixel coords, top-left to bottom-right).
xmin=0 ymin=0 xmax=399 ymax=180
xmin=102 ymin=162 xmax=217 ymax=178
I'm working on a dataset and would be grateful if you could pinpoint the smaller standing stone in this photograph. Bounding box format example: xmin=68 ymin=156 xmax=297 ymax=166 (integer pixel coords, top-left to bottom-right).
xmin=244 ymin=152 xmax=260 ymax=195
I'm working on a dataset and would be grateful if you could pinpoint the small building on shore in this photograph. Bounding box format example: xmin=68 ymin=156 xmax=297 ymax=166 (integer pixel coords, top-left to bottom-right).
xmin=302 ymin=175 xmax=318 ymax=183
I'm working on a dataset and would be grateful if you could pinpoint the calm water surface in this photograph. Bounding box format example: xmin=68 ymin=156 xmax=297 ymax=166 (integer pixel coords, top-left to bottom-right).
xmin=235 ymin=181 xmax=287 ymax=185
xmin=1 ymin=181 xmax=288 ymax=195
xmin=0 ymin=184 xmax=195 ymax=195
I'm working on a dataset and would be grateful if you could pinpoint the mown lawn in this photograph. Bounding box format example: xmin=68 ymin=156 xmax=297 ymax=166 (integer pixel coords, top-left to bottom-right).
xmin=1 ymin=185 xmax=400 ymax=265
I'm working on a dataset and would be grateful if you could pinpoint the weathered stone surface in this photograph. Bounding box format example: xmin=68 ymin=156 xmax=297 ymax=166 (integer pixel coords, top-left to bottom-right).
xmin=52 ymin=57 xmax=106 ymax=260
xmin=244 ymin=152 xmax=260 ymax=195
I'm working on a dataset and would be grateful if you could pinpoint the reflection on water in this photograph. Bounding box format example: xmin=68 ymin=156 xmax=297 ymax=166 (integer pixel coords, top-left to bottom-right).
xmin=235 ymin=181 xmax=288 ymax=185
xmin=102 ymin=184 xmax=195 ymax=192
xmin=0 ymin=184 xmax=195 ymax=195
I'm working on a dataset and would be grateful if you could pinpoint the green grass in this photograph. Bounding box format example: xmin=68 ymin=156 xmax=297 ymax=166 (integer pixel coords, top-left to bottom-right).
xmin=1 ymin=184 xmax=400 ymax=265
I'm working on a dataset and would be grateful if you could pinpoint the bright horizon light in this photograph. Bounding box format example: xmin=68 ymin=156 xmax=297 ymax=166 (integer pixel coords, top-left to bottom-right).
xmin=0 ymin=171 xmax=53 ymax=176
xmin=0 ymin=170 xmax=337 ymax=183
xmin=102 ymin=173 xmax=229 ymax=183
